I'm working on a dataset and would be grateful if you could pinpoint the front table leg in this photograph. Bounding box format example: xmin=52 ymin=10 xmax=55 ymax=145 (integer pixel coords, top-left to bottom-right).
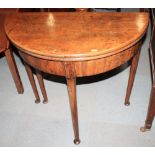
xmin=125 ymin=49 xmax=141 ymax=106
xmin=64 ymin=62 xmax=80 ymax=145
xmin=66 ymin=78 xmax=80 ymax=145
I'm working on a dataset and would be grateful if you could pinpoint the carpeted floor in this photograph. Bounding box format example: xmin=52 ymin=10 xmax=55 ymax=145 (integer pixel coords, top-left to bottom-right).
xmin=0 ymin=9 xmax=155 ymax=146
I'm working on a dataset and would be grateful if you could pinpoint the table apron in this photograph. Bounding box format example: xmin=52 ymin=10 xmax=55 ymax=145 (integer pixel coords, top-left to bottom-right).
xmin=19 ymin=41 xmax=141 ymax=77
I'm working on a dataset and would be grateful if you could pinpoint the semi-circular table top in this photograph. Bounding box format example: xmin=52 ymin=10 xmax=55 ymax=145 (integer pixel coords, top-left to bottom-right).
xmin=5 ymin=12 xmax=149 ymax=61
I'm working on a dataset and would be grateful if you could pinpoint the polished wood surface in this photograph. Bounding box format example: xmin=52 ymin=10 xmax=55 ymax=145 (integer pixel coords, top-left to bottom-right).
xmin=5 ymin=12 xmax=149 ymax=61
xmin=5 ymin=12 xmax=149 ymax=144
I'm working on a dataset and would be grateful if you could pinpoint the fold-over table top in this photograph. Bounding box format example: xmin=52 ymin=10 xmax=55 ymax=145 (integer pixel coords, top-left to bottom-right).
xmin=5 ymin=12 xmax=149 ymax=61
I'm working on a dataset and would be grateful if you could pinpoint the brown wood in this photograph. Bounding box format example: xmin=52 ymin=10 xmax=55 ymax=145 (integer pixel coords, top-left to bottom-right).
xmin=64 ymin=62 xmax=80 ymax=144
xmin=0 ymin=8 xmax=44 ymax=100
xmin=18 ymin=42 xmax=141 ymax=77
xmin=146 ymin=86 xmax=155 ymax=126
xmin=150 ymin=23 xmax=155 ymax=82
xmin=36 ymin=70 xmax=48 ymax=103
xmin=5 ymin=48 xmax=24 ymax=94
xmin=5 ymin=13 xmax=149 ymax=61
xmin=140 ymin=9 xmax=155 ymax=132
xmin=149 ymin=9 xmax=155 ymax=84
xmin=0 ymin=9 xmax=19 ymax=52
xmin=0 ymin=13 xmax=9 ymax=52
xmin=5 ymin=12 xmax=149 ymax=144
xmin=0 ymin=10 xmax=24 ymax=94
xmin=140 ymin=86 xmax=155 ymax=132
xmin=24 ymin=63 xmax=40 ymax=103
xmin=66 ymin=78 xmax=80 ymax=145
xmin=125 ymin=47 xmax=141 ymax=106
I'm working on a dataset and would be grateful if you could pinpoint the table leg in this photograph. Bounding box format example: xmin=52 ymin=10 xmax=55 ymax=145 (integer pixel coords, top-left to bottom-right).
xmin=125 ymin=49 xmax=141 ymax=106
xmin=66 ymin=77 xmax=80 ymax=145
xmin=140 ymin=86 xmax=155 ymax=132
xmin=5 ymin=48 xmax=24 ymax=94
xmin=36 ymin=70 xmax=48 ymax=104
xmin=24 ymin=63 xmax=40 ymax=103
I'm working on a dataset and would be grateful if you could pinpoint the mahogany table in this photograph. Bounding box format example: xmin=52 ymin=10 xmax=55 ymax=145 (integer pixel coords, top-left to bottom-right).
xmin=5 ymin=12 xmax=149 ymax=144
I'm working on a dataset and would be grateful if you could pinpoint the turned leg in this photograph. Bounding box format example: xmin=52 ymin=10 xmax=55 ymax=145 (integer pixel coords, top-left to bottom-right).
xmin=36 ymin=70 xmax=48 ymax=104
xmin=24 ymin=63 xmax=40 ymax=103
xmin=140 ymin=86 xmax=155 ymax=132
xmin=64 ymin=62 xmax=80 ymax=144
xmin=124 ymin=49 xmax=141 ymax=106
xmin=66 ymin=77 xmax=80 ymax=145
xmin=5 ymin=48 xmax=24 ymax=94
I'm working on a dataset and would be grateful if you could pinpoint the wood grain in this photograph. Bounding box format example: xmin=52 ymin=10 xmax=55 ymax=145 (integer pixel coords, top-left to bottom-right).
xmin=19 ymin=41 xmax=140 ymax=77
xmin=5 ymin=12 xmax=149 ymax=61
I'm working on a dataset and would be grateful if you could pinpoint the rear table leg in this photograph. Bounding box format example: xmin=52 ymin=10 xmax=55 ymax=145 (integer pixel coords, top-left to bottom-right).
xmin=36 ymin=70 xmax=48 ymax=104
xmin=140 ymin=86 xmax=155 ymax=132
xmin=24 ymin=63 xmax=40 ymax=103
